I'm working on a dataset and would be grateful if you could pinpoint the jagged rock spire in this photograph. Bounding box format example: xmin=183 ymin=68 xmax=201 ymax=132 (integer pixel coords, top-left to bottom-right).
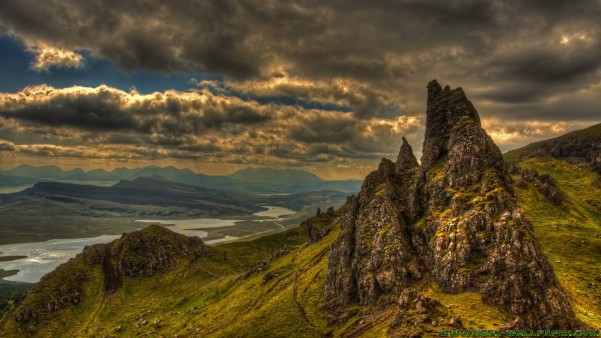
xmin=326 ymin=80 xmax=578 ymax=330
xmin=395 ymin=136 xmax=418 ymax=173
xmin=421 ymin=79 xmax=481 ymax=168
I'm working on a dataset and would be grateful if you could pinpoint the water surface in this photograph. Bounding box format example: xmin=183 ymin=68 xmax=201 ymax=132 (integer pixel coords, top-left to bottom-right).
xmin=1 ymin=208 xmax=297 ymax=283
xmin=135 ymin=218 xmax=240 ymax=237
xmin=0 ymin=235 xmax=120 ymax=283
xmin=253 ymin=206 xmax=295 ymax=218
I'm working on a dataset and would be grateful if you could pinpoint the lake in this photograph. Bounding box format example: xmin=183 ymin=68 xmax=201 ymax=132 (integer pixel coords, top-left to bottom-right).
xmin=0 ymin=205 xmax=296 ymax=283
xmin=253 ymin=205 xmax=296 ymax=218
xmin=135 ymin=218 xmax=240 ymax=238
xmin=0 ymin=235 xmax=120 ymax=283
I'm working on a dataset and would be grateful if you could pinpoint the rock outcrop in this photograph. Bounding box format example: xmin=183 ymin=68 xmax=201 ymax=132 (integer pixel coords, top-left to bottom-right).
xmin=388 ymin=288 xmax=446 ymax=336
xmin=84 ymin=224 xmax=211 ymax=279
xmin=305 ymin=206 xmax=337 ymax=243
xmin=325 ymin=80 xmax=578 ymax=329
xmin=396 ymin=137 xmax=419 ymax=173
xmin=10 ymin=225 xmax=211 ymax=330
xmin=518 ymin=169 xmax=568 ymax=206
xmin=421 ymin=81 xmax=481 ymax=169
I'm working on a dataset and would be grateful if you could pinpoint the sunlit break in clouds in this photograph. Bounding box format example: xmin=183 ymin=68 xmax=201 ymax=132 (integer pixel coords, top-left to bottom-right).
xmin=0 ymin=0 xmax=600 ymax=178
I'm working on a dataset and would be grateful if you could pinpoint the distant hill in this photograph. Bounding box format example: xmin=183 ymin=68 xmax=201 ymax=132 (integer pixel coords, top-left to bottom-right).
xmin=504 ymin=122 xmax=601 ymax=173
xmin=229 ymin=167 xmax=322 ymax=183
xmin=0 ymin=165 xmax=362 ymax=194
xmin=2 ymin=164 xmax=73 ymax=179
xmin=0 ymin=176 xmax=263 ymax=214
xmin=0 ymin=175 xmax=350 ymax=245
xmin=0 ymin=174 xmax=42 ymax=187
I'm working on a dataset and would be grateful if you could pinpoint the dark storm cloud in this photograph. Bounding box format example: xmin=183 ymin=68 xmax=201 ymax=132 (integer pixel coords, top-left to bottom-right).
xmin=207 ymin=75 xmax=405 ymax=119
xmin=483 ymin=42 xmax=601 ymax=86
xmin=288 ymin=114 xmax=357 ymax=143
xmin=0 ymin=0 xmax=598 ymax=80
xmin=0 ymin=0 xmax=600 ymax=168
xmin=0 ymin=0 xmax=595 ymax=124
xmin=0 ymin=85 xmax=271 ymax=135
xmin=0 ymin=86 xmax=137 ymax=130
xmin=0 ymin=84 xmax=422 ymax=165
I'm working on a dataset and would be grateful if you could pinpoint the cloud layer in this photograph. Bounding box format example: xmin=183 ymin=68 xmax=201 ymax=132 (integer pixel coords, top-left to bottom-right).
xmin=0 ymin=84 xmax=422 ymax=169
xmin=1 ymin=1 xmax=600 ymax=87
xmin=0 ymin=0 xmax=600 ymax=176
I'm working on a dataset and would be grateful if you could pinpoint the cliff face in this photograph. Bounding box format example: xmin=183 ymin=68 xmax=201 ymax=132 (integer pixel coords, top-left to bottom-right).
xmin=325 ymin=80 xmax=578 ymax=329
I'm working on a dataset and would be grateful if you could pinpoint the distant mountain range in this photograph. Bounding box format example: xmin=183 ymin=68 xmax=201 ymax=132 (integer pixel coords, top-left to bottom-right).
xmin=0 ymin=176 xmax=350 ymax=214
xmin=0 ymin=177 xmax=264 ymax=215
xmin=0 ymin=165 xmax=362 ymax=194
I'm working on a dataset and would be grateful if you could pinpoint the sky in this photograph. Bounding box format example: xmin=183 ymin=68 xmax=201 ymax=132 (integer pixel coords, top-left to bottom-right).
xmin=0 ymin=0 xmax=599 ymax=179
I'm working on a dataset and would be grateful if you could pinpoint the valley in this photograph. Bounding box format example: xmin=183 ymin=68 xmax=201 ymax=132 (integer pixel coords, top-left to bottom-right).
xmin=0 ymin=169 xmax=350 ymax=292
xmin=0 ymin=173 xmax=352 ymax=245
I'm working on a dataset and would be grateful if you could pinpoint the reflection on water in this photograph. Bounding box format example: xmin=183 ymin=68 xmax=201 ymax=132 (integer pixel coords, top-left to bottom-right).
xmin=0 ymin=235 xmax=120 ymax=283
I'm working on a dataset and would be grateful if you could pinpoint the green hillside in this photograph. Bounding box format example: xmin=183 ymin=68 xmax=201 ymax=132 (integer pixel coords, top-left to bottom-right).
xmin=2 ymin=83 xmax=599 ymax=336
xmin=4 ymin=155 xmax=598 ymax=337
xmin=504 ymin=122 xmax=601 ymax=163
xmin=512 ymin=158 xmax=601 ymax=328
xmin=0 ymin=219 xmax=511 ymax=337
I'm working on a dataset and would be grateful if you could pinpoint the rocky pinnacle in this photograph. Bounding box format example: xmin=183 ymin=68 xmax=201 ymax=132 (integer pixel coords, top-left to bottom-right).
xmin=421 ymin=79 xmax=480 ymax=169
xmin=396 ymin=137 xmax=419 ymax=173
xmin=325 ymin=80 xmax=578 ymax=329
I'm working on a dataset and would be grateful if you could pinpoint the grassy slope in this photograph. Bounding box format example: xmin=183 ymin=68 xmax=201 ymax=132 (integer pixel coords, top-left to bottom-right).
xmin=0 ymin=283 xmax=32 ymax=318
xmin=2 ymin=157 xmax=598 ymax=336
xmin=504 ymin=122 xmax=601 ymax=162
xmin=1 ymin=220 xmax=510 ymax=337
xmin=512 ymin=158 xmax=601 ymax=329
xmin=0 ymin=230 xmax=515 ymax=335
xmin=0 ymin=228 xmax=328 ymax=337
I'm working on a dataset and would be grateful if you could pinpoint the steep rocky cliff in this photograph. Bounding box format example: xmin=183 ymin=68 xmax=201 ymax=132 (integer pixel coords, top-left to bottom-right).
xmin=325 ymin=80 xmax=578 ymax=329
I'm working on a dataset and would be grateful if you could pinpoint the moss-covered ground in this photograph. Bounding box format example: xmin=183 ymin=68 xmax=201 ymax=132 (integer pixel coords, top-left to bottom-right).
xmin=512 ymin=159 xmax=601 ymax=329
